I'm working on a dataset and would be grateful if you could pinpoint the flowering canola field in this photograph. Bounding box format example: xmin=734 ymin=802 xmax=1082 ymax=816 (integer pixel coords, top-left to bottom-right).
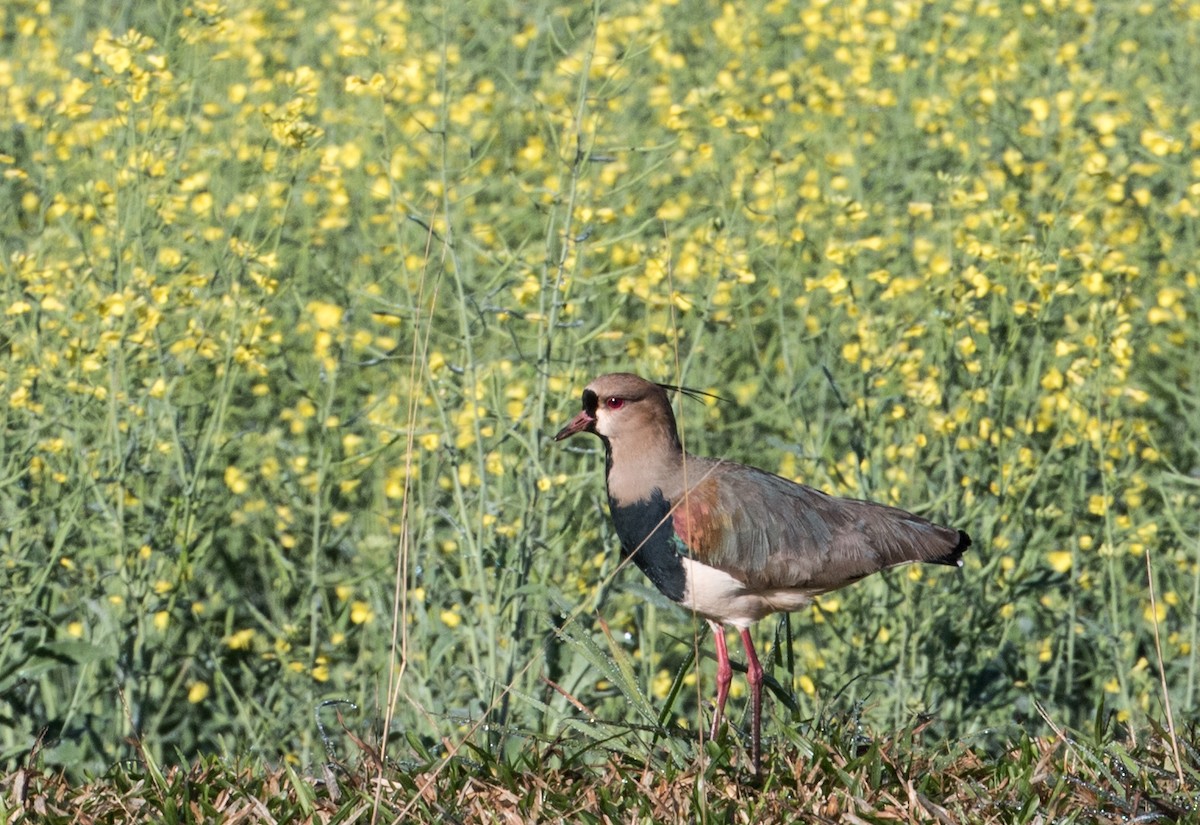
xmin=2 ymin=0 xmax=1198 ymax=774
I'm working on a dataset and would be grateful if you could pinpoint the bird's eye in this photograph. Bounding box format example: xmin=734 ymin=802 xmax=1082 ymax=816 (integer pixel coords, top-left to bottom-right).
xmin=606 ymin=397 xmax=625 ymax=410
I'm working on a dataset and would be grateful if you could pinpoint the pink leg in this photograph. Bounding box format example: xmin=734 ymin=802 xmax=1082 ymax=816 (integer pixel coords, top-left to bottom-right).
xmin=739 ymin=627 xmax=764 ymax=775
xmin=708 ymin=620 xmax=732 ymax=741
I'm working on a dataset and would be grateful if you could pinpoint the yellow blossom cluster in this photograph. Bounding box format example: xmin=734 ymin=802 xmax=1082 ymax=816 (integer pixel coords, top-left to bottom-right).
xmin=2 ymin=0 xmax=1197 ymax=771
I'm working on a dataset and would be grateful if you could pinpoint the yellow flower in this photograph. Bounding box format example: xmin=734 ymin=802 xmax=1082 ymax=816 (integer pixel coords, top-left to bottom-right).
xmin=350 ymin=601 xmax=374 ymax=624
xmin=1046 ymin=552 xmax=1073 ymax=574
xmin=518 ymin=135 xmax=546 ymax=164
xmin=188 ymin=682 xmax=210 ymax=704
xmin=1092 ymin=112 xmax=1118 ymax=136
xmin=651 ymin=669 xmax=673 ymax=700
xmin=384 ymin=465 xmax=410 ymax=499
xmin=95 ymin=38 xmax=133 ymax=74
xmin=1026 ymin=97 xmax=1050 ymax=123
xmin=226 ymin=629 xmax=256 ymax=650
xmin=224 ymin=465 xmax=248 ymax=494
xmin=1140 ymin=128 xmax=1180 ymax=157
xmin=1040 ymin=368 xmax=1064 ymax=391
xmin=307 ymin=300 xmax=343 ymax=330
xmin=485 ymin=451 xmax=504 ymax=475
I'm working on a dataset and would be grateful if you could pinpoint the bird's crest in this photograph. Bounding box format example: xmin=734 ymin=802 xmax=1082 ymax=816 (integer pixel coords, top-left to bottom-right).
xmin=654 ymin=382 xmax=727 ymax=406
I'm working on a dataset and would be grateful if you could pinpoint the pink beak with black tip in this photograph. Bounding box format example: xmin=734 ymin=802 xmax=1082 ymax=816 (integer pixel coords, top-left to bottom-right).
xmin=553 ymin=409 xmax=595 ymax=441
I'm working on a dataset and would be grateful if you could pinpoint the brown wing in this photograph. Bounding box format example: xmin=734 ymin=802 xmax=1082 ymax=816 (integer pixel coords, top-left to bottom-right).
xmin=671 ymin=458 xmax=968 ymax=593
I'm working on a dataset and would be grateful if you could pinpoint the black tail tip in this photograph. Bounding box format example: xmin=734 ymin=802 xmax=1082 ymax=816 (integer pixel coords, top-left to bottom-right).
xmin=930 ymin=529 xmax=971 ymax=568
xmin=947 ymin=529 xmax=971 ymax=567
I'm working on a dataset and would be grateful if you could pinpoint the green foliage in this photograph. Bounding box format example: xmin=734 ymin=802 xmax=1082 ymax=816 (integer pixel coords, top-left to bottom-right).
xmin=1 ymin=0 xmax=1198 ymax=808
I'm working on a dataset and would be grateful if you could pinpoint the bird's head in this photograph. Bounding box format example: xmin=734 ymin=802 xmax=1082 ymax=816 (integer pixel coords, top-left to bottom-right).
xmin=553 ymin=372 xmax=710 ymax=448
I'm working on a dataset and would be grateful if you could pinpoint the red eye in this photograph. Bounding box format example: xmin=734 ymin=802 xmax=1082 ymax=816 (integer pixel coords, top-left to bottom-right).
xmin=606 ymin=397 xmax=625 ymax=410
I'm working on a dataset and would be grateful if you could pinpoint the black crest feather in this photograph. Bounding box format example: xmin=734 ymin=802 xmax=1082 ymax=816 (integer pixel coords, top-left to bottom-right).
xmin=655 ymin=382 xmax=727 ymax=405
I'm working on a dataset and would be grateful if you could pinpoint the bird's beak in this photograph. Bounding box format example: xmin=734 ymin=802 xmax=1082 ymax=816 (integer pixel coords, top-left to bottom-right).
xmin=553 ymin=409 xmax=595 ymax=441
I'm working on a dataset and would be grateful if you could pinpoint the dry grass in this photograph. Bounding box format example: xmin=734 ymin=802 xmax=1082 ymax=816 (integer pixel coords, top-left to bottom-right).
xmin=3 ymin=725 xmax=1196 ymax=823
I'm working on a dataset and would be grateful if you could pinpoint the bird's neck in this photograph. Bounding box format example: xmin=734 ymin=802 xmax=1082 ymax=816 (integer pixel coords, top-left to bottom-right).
xmin=603 ymin=429 xmax=684 ymax=505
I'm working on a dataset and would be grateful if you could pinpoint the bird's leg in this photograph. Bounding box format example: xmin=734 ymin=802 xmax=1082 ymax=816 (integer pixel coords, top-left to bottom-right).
xmin=708 ymin=620 xmax=732 ymax=741
xmin=738 ymin=626 xmax=764 ymax=776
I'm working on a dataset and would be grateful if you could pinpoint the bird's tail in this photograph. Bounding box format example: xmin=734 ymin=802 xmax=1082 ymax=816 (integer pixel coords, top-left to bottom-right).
xmin=929 ymin=529 xmax=971 ymax=568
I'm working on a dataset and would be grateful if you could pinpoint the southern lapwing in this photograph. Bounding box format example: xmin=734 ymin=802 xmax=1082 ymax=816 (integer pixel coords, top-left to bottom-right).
xmin=554 ymin=372 xmax=970 ymax=774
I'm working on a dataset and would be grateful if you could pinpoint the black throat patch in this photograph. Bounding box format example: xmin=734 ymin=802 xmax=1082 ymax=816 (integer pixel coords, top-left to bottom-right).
xmin=608 ymin=489 xmax=687 ymax=603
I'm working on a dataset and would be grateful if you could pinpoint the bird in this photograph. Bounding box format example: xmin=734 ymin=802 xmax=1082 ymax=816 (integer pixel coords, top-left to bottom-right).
xmin=553 ymin=372 xmax=970 ymax=775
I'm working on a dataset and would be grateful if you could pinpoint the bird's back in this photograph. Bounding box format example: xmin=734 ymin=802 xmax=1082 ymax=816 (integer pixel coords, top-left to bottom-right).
xmin=670 ymin=455 xmax=969 ymax=594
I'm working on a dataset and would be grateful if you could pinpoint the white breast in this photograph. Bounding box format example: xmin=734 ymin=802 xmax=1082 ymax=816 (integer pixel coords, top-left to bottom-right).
xmin=680 ymin=558 xmax=817 ymax=628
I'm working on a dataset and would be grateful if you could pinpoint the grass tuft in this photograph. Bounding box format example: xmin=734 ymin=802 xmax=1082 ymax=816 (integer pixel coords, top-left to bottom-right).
xmin=3 ymin=724 xmax=1199 ymax=821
